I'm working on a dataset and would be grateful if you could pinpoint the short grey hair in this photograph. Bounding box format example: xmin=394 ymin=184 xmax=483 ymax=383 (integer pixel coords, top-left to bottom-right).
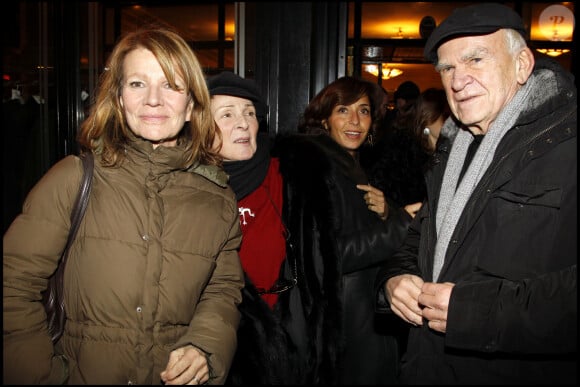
xmin=504 ymin=28 xmax=527 ymax=55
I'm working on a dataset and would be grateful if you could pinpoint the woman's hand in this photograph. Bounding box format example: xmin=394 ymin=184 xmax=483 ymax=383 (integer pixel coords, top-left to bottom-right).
xmin=357 ymin=184 xmax=388 ymax=220
xmin=161 ymin=345 xmax=209 ymax=385
xmin=404 ymin=201 xmax=422 ymax=218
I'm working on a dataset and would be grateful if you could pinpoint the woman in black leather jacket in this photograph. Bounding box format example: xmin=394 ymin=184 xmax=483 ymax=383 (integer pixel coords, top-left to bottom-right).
xmin=273 ymin=76 xmax=417 ymax=384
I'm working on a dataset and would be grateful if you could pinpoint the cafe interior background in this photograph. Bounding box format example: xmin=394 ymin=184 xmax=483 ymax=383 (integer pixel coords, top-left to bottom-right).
xmin=2 ymin=1 xmax=576 ymax=232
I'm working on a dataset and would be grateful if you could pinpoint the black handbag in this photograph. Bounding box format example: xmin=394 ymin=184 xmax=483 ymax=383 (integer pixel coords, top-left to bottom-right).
xmin=42 ymin=152 xmax=94 ymax=344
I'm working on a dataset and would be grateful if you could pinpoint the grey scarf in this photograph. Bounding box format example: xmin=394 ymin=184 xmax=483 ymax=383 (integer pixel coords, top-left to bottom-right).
xmin=432 ymin=74 xmax=536 ymax=282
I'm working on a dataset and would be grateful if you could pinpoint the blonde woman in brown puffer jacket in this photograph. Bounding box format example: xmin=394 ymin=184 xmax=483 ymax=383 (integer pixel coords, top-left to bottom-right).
xmin=3 ymin=27 xmax=244 ymax=385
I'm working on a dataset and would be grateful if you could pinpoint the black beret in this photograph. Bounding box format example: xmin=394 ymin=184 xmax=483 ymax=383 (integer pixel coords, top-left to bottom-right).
xmin=206 ymin=71 xmax=262 ymax=104
xmin=424 ymin=3 xmax=527 ymax=63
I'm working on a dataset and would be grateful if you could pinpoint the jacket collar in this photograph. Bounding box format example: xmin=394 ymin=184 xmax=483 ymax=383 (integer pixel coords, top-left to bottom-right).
xmin=125 ymin=136 xmax=229 ymax=188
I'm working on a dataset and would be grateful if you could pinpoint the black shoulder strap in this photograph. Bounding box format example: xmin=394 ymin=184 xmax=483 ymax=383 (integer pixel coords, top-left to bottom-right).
xmin=48 ymin=152 xmax=95 ymax=343
xmin=63 ymin=152 xmax=94 ymax=251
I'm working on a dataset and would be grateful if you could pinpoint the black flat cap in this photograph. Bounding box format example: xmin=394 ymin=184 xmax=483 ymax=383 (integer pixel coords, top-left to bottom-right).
xmin=424 ymin=3 xmax=527 ymax=63
xmin=206 ymin=71 xmax=262 ymax=103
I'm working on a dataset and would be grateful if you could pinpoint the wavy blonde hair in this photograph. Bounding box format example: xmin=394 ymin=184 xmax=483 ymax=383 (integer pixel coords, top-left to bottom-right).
xmin=77 ymin=27 xmax=221 ymax=168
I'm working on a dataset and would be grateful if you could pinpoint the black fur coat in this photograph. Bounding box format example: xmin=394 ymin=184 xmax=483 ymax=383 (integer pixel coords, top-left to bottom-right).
xmin=272 ymin=134 xmax=412 ymax=385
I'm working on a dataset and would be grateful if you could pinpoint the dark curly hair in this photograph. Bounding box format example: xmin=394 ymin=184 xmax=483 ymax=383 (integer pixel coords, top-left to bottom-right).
xmin=297 ymin=76 xmax=380 ymax=140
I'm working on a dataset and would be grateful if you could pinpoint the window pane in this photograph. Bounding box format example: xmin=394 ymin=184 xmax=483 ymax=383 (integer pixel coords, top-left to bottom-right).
xmin=224 ymin=47 xmax=235 ymax=69
xmin=195 ymin=49 xmax=218 ymax=69
xmin=225 ymin=3 xmax=235 ymax=41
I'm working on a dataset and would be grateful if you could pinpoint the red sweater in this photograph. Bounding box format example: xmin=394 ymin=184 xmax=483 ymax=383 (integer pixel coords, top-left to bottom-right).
xmin=237 ymin=157 xmax=286 ymax=308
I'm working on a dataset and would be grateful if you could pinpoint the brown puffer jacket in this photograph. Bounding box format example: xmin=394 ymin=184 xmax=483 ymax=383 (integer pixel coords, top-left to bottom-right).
xmin=3 ymin=138 xmax=244 ymax=384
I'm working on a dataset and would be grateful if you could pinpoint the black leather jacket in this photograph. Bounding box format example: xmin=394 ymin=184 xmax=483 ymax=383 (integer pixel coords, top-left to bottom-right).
xmin=274 ymin=133 xmax=412 ymax=384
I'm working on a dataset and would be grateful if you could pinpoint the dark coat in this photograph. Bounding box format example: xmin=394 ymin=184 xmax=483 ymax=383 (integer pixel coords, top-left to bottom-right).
xmin=360 ymin=128 xmax=430 ymax=207
xmin=225 ymin=273 xmax=298 ymax=385
xmin=273 ymin=134 xmax=412 ymax=385
xmin=375 ymin=58 xmax=577 ymax=384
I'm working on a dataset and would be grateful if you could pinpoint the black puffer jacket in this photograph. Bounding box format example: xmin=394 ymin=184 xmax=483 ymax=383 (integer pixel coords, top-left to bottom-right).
xmin=274 ymin=133 xmax=412 ymax=384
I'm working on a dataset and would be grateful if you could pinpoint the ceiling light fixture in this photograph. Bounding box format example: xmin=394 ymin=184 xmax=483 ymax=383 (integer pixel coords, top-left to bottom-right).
xmin=536 ymin=48 xmax=570 ymax=57
xmin=364 ymin=64 xmax=403 ymax=80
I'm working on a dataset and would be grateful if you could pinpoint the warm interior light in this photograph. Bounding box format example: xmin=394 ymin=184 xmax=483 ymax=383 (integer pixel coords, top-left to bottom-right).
xmin=537 ymin=4 xmax=575 ymax=41
xmin=536 ymin=48 xmax=571 ymax=57
xmin=383 ymin=67 xmax=403 ymax=79
xmin=225 ymin=22 xmax=235 ymax=38
xmin=364 ymin=64 xmax=403 ymax=80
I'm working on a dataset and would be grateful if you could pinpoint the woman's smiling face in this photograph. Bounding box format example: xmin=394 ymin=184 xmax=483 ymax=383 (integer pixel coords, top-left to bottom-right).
xmin=119 ymin=47 xmax=193 ymax=148
xmin=324 ymin=95 xmax=372 ymax=156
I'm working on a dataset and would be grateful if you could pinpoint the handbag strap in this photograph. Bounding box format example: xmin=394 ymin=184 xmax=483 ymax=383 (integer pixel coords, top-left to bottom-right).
xmin=57 ymin=152 xmax=94 ymax=291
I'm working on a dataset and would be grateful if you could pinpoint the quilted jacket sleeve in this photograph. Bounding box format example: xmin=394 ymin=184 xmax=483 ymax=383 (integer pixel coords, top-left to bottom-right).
xmin=172 ymin=193 xmax=244 ymax=384
xmin=3 ymin=155 xmax=83 ymax=384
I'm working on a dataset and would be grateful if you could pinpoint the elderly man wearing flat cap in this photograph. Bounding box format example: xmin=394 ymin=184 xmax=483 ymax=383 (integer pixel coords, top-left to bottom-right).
xmin=375 ymin=2 xmax=576 ymax=384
